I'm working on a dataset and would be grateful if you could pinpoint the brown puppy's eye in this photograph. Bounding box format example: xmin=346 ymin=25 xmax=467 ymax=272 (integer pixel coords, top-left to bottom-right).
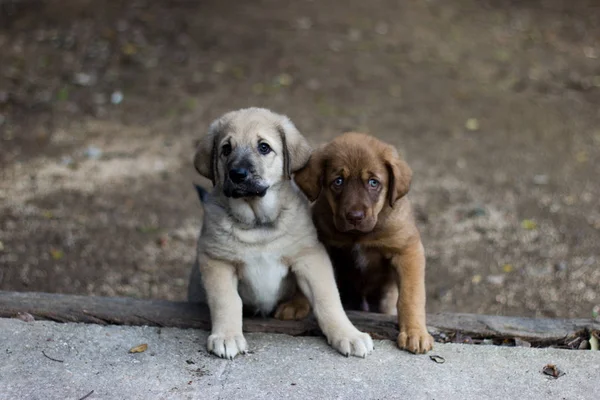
xmin=368 ymin=178 xmax=379 ymax=188
xmin=332 ymin=177 xmax=344 ymax=188
xmin=222 ymin=143 xmax=232 ymax=157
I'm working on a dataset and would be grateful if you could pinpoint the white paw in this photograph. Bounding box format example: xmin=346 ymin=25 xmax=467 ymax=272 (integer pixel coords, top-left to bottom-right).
xmin=328 ymin=330 xmax=374 ymax=358
xmin=207 ymin=332 xmax=248 ymax=360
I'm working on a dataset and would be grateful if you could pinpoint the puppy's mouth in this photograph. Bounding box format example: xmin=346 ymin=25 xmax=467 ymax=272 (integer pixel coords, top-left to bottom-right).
xmin=223 ymin=181 xmax=269 ymax=199
xmin=334 ymin=217 xmax=377 ymax=234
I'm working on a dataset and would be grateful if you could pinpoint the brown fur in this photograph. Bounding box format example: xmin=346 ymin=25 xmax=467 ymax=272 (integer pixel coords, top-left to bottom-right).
xmin=291 ymin=132 xmax=433 ymax=354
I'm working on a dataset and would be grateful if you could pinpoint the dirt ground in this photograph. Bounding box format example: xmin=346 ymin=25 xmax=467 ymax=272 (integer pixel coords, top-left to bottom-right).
xmin=1 ymin=0 xmax=599 ymax=319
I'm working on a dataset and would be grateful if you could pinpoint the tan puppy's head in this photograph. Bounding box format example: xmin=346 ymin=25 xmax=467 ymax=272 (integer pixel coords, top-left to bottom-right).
xmin=294 ymin=132 xmax=412 ymax=233
xmin=194 ymin=108 xmax=311 ymax=199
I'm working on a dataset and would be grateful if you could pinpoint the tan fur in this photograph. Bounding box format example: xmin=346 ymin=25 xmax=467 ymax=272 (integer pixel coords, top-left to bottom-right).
xmin=291 ymin=132 xmax=433 ymax=354
xmin=191 ymin=110 xmax=374 ymax=359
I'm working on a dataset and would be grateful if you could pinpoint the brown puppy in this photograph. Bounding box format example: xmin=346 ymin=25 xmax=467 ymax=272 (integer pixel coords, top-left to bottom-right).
xmin=291 ymin=132 xmax=433 ymax=354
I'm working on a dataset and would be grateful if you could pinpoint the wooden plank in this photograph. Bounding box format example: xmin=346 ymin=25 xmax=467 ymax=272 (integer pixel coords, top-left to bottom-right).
xmin=1 ymin=291 xmax=598 ymax=345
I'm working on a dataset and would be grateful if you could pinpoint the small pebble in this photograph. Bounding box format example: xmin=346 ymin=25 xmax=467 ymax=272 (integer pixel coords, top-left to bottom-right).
xmin=486 ymin=275 xmax=505 ymax=285
xmin=73 ymin=72 xmax=96 ymax=86
xmin=60 ymin=156 xmax=74 ymax=166
xmin=16 ymin=312 xmax=35 ymax=322
xmin=296 ymin=17 xmax=312 ymax=30
xmin=84 ymin=146 xmax=103 ymax=160
xmin=375 ymin=21 xmax=389 ymax=35
xmin=514 ymin=338 xmax=531 ymax=347
xmin=533 ymin=174 xmax=549 ymax=185
xmin=554 ymin=261 xmax=568 ymax=272
xmin=111 ymin=91 xmax=124 ymax=105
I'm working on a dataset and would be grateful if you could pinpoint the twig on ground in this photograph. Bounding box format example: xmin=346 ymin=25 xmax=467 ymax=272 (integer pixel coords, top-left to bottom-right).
xmin=78 ymin=390 xmax=94 ymax=400
xmin=41 ymin=350 xmax=64 ymax=363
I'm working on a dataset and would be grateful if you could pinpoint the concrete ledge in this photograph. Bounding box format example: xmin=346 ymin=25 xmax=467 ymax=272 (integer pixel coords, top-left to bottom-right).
xmin=1 ymin=291 xmax=598 ymax=347
xmin=1 ymin=318 xmax=598 ymax=400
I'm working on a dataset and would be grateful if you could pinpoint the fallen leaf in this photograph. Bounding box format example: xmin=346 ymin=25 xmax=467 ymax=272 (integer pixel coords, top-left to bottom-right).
xmin=42 ymin=210 xmax=54 ymax=219
xmin=590 ymin=331 xmax=599 ymax=351
xmin=471 ymin=274 xmax=482 ymax=284
xmin=575 ymin=151 xmax=588 ymax=163
xmin=502 ymin=264 xmax=513 ymax=273
xmin=563 ymin=195 xmax=576 ymax=205
xmin=129 ymin=343 xmax=148 ymax=353
xmin=49 ymin=248 xmax=64 ymax=260
xmin=252 ymin=83 xmax=265 ymax=95
xmin=275 ymin=73 xmax=293 ymax=87
xmin=542 ymin=364 xmax=565 ymax=379
xmin=388 ymin=85 xmax=402 ymax=97
xmin=137 ymin=225 xmax=159 ymax=234
xmin=465 ymin=118 xmax=479 ymax=131
xmin=121 ymin=43 xmax=137 ymax=56
xmin=521 ymin=219 xmax=537 ymax=230
xmin=429 ymin=355 xmax=446 ymax=364
xmin=57 ymin=86 xmax=69 ymax=101
xmin=579 ymin=340 xmax=590 ymax=350
xmin=213 ymin=61 xmax=226 ymax=74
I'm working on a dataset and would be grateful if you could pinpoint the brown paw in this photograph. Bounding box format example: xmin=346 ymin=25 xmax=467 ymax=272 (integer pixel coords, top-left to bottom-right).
xmin=274 ymin=298 xmax=311 ymax=320
xmin=397 ymin=328 xmax=434 ymax=354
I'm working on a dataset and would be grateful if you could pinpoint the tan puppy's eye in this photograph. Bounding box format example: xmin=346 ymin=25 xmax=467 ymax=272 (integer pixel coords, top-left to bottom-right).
xmin=258 ymin=142 xmax=272 ymax=155
xmin=332 ymin=177 xmax=344 ymax=188
xmin=368 ymin=178 xmax=379 ymax=188
xmin=222 ymin=143 xmax=232 ymax=157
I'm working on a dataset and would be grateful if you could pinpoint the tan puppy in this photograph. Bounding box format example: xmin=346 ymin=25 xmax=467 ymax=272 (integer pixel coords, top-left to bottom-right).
xmin=291 ymin=132 xmax=434 ymax=354
xmin=190 ymin=109 xmax=374 ymax=359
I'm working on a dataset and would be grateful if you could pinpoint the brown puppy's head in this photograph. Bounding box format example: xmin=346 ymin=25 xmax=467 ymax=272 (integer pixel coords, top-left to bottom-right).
xmin=294 ymin=132 xmax=412 ymax=233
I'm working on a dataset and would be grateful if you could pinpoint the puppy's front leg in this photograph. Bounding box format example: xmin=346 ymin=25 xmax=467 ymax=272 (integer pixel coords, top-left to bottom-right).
xmin=199 ymin=256 xmax=247 ymax=359
xmin=292 ymin=245 xmax=374 ymax=358
xmin=391 ymin=239 xmax=434 ymax=354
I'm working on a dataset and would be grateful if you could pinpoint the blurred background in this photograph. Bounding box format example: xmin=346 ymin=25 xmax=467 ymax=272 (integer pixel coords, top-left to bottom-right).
xmin=0 ymin=0 xmax=598 ymax=319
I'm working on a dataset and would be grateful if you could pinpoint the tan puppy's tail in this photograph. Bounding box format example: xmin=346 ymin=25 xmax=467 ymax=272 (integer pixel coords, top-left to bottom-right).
xmin=194 ymin=183 xmax=210 ymax=204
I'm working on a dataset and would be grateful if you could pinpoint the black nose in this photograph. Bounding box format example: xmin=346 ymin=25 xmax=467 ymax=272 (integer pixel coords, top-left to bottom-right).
xmin=345 ymin=210 xmax=365 ymax=224
xmin=229 ymin=168 xmax=249 ymax=183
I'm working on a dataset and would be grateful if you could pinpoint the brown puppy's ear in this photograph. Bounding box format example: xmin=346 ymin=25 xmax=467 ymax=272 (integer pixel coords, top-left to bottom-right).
xmin=293 ymin=150 xmax=324 ymax=202
xmin=193 ymin=118 xmax=223 ymax=185
xmin=384 ymin=147 xmax=413 ymax=207
xmin=278 ymin=117 xmax=312 ymax=178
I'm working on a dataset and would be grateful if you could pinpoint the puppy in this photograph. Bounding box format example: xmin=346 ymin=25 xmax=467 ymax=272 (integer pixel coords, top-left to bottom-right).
xmin=189 ymin=109 xmax=374 ymax=359
xmin=291 ymin=132 xmax=434 ymax=354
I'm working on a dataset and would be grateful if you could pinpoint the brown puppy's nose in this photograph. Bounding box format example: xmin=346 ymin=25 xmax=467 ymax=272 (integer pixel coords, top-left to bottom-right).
xmin=345 ymin=210 xmax=365 ymax=225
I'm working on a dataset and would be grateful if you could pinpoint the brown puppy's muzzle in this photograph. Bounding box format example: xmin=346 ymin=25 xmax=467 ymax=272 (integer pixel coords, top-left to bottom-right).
xmin=335 ymin=210 xmax=377 ymax=233
xmin=334 ymin=190 xmax=377 ymax=233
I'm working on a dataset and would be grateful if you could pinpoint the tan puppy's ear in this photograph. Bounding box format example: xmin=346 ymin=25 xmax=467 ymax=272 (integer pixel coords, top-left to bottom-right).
xmin=293 ymin=149 xmax=324 ymax=202
xmin=194 ymin=118 xmax=223 ymax=185
xmin=278 ymin=117 xmax=312 ymax=178
xmin=384 ymin=146 xmax=413 ymax=207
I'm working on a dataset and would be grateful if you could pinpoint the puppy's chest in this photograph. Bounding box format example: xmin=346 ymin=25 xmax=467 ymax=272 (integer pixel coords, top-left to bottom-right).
xmin=237 ymin=253 xmax=293 ymax=315
xmin=348 ymin=244 xmax=385 ymax=272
